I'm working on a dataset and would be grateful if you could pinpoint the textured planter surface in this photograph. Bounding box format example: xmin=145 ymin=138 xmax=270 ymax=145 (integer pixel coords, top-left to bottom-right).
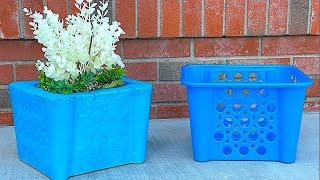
xmin=9 ymin=78 xmax=152 ymax=179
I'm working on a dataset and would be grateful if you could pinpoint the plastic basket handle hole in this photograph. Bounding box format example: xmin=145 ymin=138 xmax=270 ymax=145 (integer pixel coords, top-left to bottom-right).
xmin=218 ymin=73 xmax=227 ymax=81
xmin=249 ymin=72 xmax=257 ymax=81
xmin=233 ymin=73 xmax=242 ymax=81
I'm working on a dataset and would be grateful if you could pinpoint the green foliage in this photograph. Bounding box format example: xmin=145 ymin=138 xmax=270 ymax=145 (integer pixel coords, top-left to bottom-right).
xmin=39 ymin=66 xmax=125 ymax=94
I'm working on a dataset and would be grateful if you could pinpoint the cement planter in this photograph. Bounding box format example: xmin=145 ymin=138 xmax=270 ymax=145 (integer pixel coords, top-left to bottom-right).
xmin=9 ymin=78 xmax=152 ymax=179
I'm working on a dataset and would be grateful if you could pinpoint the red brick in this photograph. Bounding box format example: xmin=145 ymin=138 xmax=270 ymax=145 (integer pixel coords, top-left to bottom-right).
xmin=247 ymin=0 xmax=266 ymax=36
xmin=269 ymin=0 xmax=288 ymax=35
xmin=204 ymin=0 xmax=224 ymax=37
xmin=46 ymin=0 xmax=68 ymax=19
xmin=262 ymin=36 xmax=320 ymax=55
xmin=0 ymin=0 xmax=20 ymax=39
xmin=311 ymin=0 xmax=320 ymax=35
xmin=304 ymin=100 xmax=320 ymax=111
xmin=307 ymin=79 xmax=320 ymax=97
xmin=183 ymin=0 xmax=202 ymax=36
xmin=125 ymin=62 xmax=157 ymax=81
xmin=157 ymin=104 xmax=189 ymax=119
xmin=294 ymin=57 xmax=320 ymax=75
xmin=153 ymin=83 xmax=186 ymax=102
xmin=150 ymin=106 xmax=156 ymax=119
xmin=70 ymin=0 xmax=80 ymax=14
xmin=225 ymin=0 xmax=245 ymax=36
xmin=22 ymin=0 xmax=44 ymax=39
xmin=0 ymin=65 xmax=14 ymax=84
xmin=123 ymin=39 xmax=190 ymax=58
xmin=138 ymin=0 xmax=158 ymax=38
xmin=0 ymin=41 xmax=43 ymax=61
xmin=0 ymin=112 xmax=13 ymax=125
xmin=260 ymin=58 xmax=291 ymax=65
xmin=16 ymin=64 xmax=39 ymax=81
xmin=195 ymin=37 xmax=259 ymax=57
xmin=116 ymin=0 xmax=136 ymax=38
xmin=161 ymin=0 xmax=181 ymax=37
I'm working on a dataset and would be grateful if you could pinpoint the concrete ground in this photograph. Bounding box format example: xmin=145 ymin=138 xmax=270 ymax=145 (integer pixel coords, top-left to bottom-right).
xmin=0 ymin=112 xmax=319 ymax=180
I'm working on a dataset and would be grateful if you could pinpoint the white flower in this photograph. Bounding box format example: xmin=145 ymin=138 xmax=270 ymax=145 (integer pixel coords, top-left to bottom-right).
xmin=25 ymin=0 xmax=125 ymax=82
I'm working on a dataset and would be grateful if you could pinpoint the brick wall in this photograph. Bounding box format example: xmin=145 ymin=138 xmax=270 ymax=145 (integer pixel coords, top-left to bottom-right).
xmin=0 ymin=0 xmax=319 ymax=125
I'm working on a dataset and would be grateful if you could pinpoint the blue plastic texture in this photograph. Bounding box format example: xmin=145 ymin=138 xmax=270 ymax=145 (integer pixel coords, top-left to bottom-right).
xmin=9 ymin=78 xmax=152 ymax=179
xmin=181 ymin=65 xmax=313 ymax=164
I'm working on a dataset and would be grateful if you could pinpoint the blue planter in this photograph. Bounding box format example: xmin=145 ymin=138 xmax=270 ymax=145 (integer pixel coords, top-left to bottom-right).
xmin=9 ymin=78 xmax=152 ymax=179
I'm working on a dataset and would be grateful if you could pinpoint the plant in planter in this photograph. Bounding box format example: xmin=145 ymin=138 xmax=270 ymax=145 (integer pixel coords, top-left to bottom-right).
xmin=9 ymin=0 xmax=152 ymax=179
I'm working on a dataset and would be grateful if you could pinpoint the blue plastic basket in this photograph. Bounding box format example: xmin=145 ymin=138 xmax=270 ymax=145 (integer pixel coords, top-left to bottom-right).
xmin=181 ymin=65 xmax=313 ymax=163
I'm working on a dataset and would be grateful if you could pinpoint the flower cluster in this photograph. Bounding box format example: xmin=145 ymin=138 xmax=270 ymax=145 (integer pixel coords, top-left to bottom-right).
xmin=24 ymin=0 xmax=125 ymax=83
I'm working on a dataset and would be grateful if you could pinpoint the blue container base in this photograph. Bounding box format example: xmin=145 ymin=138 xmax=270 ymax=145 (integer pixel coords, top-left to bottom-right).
xmin=193 ymin=158 xmax=295 ymax=164
xmin=19 ymin=157 xmax=146 ymax=179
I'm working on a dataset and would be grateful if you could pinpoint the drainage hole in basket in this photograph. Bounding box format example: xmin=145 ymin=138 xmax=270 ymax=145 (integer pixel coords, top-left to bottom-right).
xmin=242 ymin=89 xmax=250 ymax=95
xmin=243 ymin=139 xmax=247 ymax=143
xmin=233 ymin=103 xmax=242 ymax=112
xmin=241 ymin=117 xmax=250 ymax=127
xmin=248 ymin=132 xmax=259 ymax=141
xmin=226 ymin=110 xmax=231 ymax=115
xmin=269 ymin=125 xmax=273 ymax=129
xmin=216 ymin=104 xmax=225 ymax=112
xmin=226 ymin=89 xmax=233 ymax=95
xmin=260 ymin=130 xmax=264 ymax=134
xmin=266 ymin=132 xmax=276 ymax=142
xmin=223 ymin=146 xmax=233 ymax=155
xmin=234 ymin=144 xmax=238 ymax=148
xmin=218 ymin=72 xmax=227 ymax=81
xmin=214 ymin=132 xmax=224 ymax=141
xmin=251 ymin=144 xmax=256 ymax=148
xmin=267 ymin=104 xmax=277 ymax=112
xmin=250 ymin=103 xmax=259 ymax=112
xmin=243 ymin=130 xmax=247 ymax=134
xmin=269 ymin=115 xmax=274 ymax=120
xmin=261 ymin=111 xmax=266 ymax=115
xmin=233 ymin=73 xmax=242 ymax=81
xmin=240 ymin=146 xmax=249 ymax=155
xmin=232 ymin=131 xmax=241 ymax=141
xmin=224 ymin=118 xmax=233 ymax=127
xmin=259 ymin=89 xmax=268 ymax=98
xmin=249 ymin=72 xmax=257 ymax=81
xmin=258 ymin=117 xmax=268 ymax=127
xmin=257 ymin=146 xmax=266 ymax=155
xmin=226 ymin=129 xmax=230 ymax=134
xmin=260 ymin=139 xmax=264 ymax=143
xmin=226 ymin=139 xmax=230 ymax=143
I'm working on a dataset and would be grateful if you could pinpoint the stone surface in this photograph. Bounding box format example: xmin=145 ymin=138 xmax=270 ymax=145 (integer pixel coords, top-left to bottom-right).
xmin=0 ymin=112 xmax=319 ymax=179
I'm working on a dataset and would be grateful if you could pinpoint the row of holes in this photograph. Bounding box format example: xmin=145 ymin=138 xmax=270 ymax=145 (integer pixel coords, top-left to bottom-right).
xmin=214 ymin=131 xmax=276 ymax=142
xmin=223 ymin=145 xmax=266 ymax=155
xmin=218 ymin=72 xmax=258 ymax=81
xmin=217 ymin=103 xmax=277 ymax=113
xmin=224 ymin=89 xmax=268 ymax=96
